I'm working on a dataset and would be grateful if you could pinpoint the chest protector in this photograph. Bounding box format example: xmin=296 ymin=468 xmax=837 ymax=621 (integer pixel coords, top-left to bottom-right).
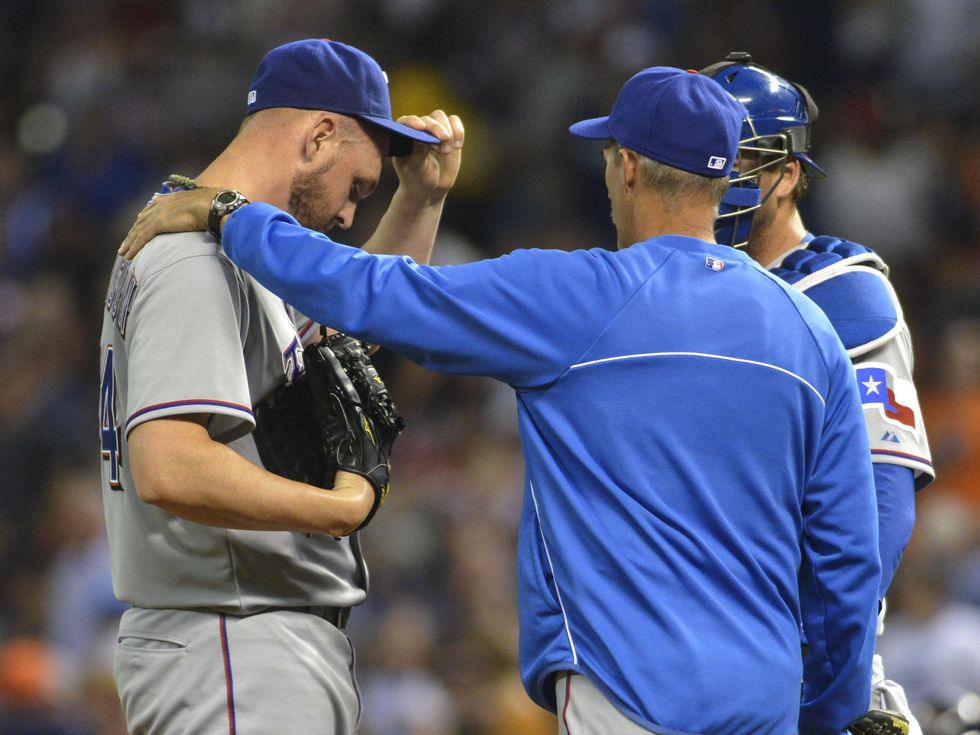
xmin=770 ymin=236 xmax=903 ymax=358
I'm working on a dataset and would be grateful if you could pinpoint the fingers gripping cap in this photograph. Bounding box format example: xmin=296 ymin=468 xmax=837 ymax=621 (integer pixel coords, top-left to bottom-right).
xmin=246 ymin=39 xmax=439 ymax=156
xmin=569 ymin=67 xmax=747 ymax=178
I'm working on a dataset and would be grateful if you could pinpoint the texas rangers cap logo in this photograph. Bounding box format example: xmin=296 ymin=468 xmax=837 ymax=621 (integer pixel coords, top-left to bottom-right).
xmin=855 ymin=363 xmax=919 ymax=437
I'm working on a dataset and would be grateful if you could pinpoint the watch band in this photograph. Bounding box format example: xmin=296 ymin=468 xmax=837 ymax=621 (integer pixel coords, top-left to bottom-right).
xmin=208 ymin=190 xmax=250 ymax=243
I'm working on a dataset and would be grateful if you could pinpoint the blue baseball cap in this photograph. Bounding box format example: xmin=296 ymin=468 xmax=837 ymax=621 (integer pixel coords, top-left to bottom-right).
xmin=569 ymin=67 xmax=748 ymax=178
xmin=246 ymin=39 xmax=439 ymax=156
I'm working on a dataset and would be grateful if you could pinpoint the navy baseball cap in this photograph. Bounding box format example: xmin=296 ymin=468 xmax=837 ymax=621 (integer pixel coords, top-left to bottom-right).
xmin=246 ymin=39 xmax=440 ymax=156
xmin=569 ymin=67 xmax=748 ymax=178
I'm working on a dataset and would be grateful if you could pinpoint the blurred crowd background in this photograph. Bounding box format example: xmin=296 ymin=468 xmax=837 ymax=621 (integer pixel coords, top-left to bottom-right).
xmin=1 ymin=0 xmax=979 ymax=733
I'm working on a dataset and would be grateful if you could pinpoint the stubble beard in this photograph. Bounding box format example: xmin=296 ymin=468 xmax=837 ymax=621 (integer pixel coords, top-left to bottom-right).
xmin=288 ymin=159 xmax=336 ymax=235
xmin=744 ymin=199 xmax=775 ymax=262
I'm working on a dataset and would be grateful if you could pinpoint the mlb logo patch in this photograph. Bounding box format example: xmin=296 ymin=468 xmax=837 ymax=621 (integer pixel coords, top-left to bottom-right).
xmin=707 ymin=156 xmax=727 ymax=170
xmin=247 ymin=90 xmax=257 ymax=105
xmin=705 ymin=256 xmax=725 ymax=271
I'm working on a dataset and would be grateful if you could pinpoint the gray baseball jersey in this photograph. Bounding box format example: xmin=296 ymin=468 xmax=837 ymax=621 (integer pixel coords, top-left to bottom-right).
xmin=99 ymin=231 xmax=367 ymax=612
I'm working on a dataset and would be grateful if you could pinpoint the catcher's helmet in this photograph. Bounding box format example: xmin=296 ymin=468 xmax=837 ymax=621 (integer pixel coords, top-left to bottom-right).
xmin=700 ymin=52 xmax=826 ymax=247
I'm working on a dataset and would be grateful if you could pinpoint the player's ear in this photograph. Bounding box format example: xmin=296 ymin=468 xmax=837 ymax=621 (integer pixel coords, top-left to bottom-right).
xmin=619 ymin=147 xmax=639 ymax=193
xmin=304 ymin=113 xmax=339 ymax=162
xmin=774 ymin=159 xmax=801 ymax=199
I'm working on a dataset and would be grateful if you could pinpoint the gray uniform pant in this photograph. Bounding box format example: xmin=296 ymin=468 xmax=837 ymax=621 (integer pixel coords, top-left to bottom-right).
xmin=873 ymin=600 xmax=923 ymax=735
xmin=113 ymin=607 xmax=360 ymax=734
xmin=555 ymin=672 xmax=655 ymax=734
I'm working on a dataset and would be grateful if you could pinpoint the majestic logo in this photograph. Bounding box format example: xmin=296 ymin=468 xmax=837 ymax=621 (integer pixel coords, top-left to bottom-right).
xmin=707 ymin=156 xmax=727 ymax=170
xmin=705 ymin=256 xmax=725 ymax=271
xmin=855 ymin=363 xmax=919 ymax=437
xmin=881 ymin=431 xmax=901 ymax=444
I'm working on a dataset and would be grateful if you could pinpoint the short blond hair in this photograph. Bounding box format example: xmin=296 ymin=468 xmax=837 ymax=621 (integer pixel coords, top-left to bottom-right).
xmin=610 ymin=143 xmax=730 ymax=211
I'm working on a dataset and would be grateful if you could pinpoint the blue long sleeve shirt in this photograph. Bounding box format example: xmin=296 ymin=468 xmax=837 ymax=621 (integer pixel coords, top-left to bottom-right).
xmin=222 ymin=203 xmax=881 ymax=735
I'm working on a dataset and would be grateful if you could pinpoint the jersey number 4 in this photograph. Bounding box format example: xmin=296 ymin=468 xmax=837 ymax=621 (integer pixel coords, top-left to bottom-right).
xmin=100 ymin=346 xmax=123 ymax=489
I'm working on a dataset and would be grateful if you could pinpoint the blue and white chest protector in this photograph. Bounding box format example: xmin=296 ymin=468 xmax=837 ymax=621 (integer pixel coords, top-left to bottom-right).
xmin=221 ymin=203 xmax=881 ymax=735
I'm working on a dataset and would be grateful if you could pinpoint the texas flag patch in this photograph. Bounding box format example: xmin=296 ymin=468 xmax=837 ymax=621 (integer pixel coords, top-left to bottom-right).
xmin=855 ymin=363 xmax=919 ymax=437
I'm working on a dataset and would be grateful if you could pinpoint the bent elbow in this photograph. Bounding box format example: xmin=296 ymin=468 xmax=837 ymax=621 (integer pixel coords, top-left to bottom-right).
xmin=132 ymin=467 xmax=179 ymax=507
xmin=128 ymin=417 xmax=210 ymax=508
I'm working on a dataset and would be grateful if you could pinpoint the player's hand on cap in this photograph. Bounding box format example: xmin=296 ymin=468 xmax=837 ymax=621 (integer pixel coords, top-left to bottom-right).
xmin=118 ymin=187 xmax=220 ymax=260
xmin=392 ymin=110 xmax=464 ymax=204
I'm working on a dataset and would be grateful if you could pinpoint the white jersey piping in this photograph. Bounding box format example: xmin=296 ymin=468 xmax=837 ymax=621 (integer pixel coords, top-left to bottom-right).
xmin=569 ymin=351 xmax=826 ymax=406
xmin=529 ymin=480 xmax=578 ymax=665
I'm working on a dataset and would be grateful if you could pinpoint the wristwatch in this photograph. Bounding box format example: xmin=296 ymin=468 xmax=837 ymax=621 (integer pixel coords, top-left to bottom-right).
xmin=208 ymin=190 xmax=250 ymax=243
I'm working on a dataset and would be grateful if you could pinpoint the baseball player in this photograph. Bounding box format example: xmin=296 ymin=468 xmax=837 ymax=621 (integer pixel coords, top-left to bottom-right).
xmin=99 ymin=39 xmax=462 ymax=734
xmin=703 ymin=53 xmax=934 ymax=735
xmin=120 ymin=67 xmax=882 ymax=735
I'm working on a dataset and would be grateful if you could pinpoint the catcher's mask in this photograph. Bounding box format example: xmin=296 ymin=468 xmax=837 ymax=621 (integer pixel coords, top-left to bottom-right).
xmin=700 ymin=51 xmax=826 ymax=248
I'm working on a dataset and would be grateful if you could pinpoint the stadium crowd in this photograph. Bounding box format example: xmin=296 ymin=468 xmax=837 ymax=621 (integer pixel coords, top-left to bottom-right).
xmin=0 ymin=1 xmax=978 ymax=732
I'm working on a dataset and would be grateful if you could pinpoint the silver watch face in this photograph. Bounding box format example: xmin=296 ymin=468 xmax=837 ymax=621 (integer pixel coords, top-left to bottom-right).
xmin=216 ymin=190 xmax=241 ymax=207
xmin=208 ymin=191 xmax=248 ymax=242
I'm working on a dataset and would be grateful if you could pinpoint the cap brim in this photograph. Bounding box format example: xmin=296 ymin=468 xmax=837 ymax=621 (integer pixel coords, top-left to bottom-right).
xmin=568 ymin=116 xmax=613 ymax=140
xmin=359 ymin=115 xmax=441 ymax=157
xmin=795 ymin=152 xmax=827 ymax=179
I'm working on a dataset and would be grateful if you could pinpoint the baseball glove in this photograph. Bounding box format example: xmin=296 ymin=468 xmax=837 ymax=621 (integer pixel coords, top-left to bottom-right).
xmin=846 ymin=710 xmax=911 ymax=735
xmin=253 ymin=332 xmax=405 ymax=531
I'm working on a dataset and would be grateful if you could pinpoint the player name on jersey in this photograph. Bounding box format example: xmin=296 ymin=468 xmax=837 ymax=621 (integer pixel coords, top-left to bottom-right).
xmin=106 ymin=256 xmax=138 ymax=338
